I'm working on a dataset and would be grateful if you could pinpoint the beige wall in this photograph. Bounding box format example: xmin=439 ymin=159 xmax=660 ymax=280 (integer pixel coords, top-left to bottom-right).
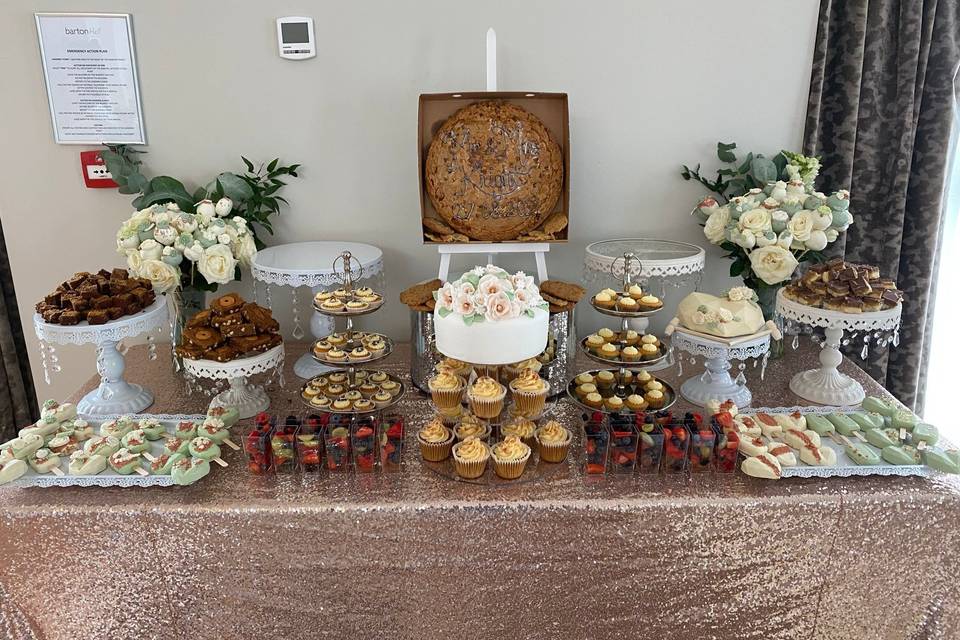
xmin=0 ymin=0 xmax=818 ymax=405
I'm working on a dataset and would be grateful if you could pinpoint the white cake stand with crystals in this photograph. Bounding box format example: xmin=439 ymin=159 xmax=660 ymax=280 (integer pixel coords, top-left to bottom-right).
xmin=667 ymin=326 xmax=775 ymax=408
xmin=33 ymin=297 xmax=169 ymax=415
xmin=776 ymin=289 xmax=902 ymax=406
xmin=251 ymin=241 xmax=383 ymax=379
xmin=182 ymin=345 xmax=284 ymax=418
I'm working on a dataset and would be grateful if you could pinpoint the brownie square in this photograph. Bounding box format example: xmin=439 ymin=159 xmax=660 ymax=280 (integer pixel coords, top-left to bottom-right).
xmin=186 ymin=309 xmax=212 ymax=328
xmin=43 ymin=292 xmax=61 ymax=307
xmin=109 ymin=280 xmax=135 ymax=295
xmin=222 ymin=322 xmax=256 ymax=338
xmin=210 ymin=312 xmax=243 ymax=328
xmin=124 ymin=301 xmax=143 ymax=315
xmin=68 ymin=297 xmax=88 ymax=312
xmin=59 ymin=310 xmax=81 ymax=325
xmin=110 ymin=268 xmax=129 ymax=281
xmin=87 ymin=309 xmax=110 ymax=325
xmin=78 ymin=283 xmax=99 ymax=300
xmin=42 ymin=309 xmax=62 ymax=324
xmin=91 ymin=295 xmax=113 ymax=310
xmin=67 ymin=274 xmax=88 ymax=289
xmin=107 ymin=307 xmax=124 ymax=320
xmin=130 ymin=287 xmax=150 ymax=305
xmin=97 ymin=269 xmax=112 ymax=279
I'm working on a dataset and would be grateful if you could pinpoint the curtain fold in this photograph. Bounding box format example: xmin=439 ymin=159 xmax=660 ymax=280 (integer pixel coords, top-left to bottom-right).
xmin=803 ymin=0 xmax=960 ymax=412
xmin=0 ymin=217 xmax=38 ymax=440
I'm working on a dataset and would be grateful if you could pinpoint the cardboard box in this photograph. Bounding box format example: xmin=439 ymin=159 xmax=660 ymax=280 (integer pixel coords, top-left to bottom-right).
xmin=417 ymin=92 xmax=570 ymax=244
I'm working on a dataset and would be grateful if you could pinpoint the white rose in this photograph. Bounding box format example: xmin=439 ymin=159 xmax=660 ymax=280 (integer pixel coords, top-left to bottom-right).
xmin=727 ymin=286 xmax=754 ymax=302
xmin=787 ymin=210 xmax=816 ymax=242
xmin=436 ymin=283 xmax=456 ymax=311
xmin=805 ymin=229 xmax=828 ymax=251
xmin=478 ymin=274 xmax=507 ymax=296
xmin=748 ymin=245 xmax=800 ymax=285
xmin=484 ymin=292 xmax=513 ymax=322
xmin=196 ymin=199 xmax=216 ymax=221
xmin=232 ymin=234 xmax=257 ymax=268
xmin=183 ymin=242 xmax=204 ymax=262
xmin=125 ymin=249 xmax=143 ymax=275
xmin=139 ymin=239 xmax=163 ymax=261
xmin=717 ymin=307 xmax=733 ymax=322
xmin=734 ymin=229 xmax=756 ymax=249
xmin=825 ymin=228 xmax=839 ymax=242
xmin=703 ymin=209 xmax=730 ymax=244
xmin=198 ymin=244 xmax=237 ymax=285
xmin=738 ymin=208 xmax=772 ymax=235
xmin=691 ymin=311 xmax=707 ymax=325
xmin=152 ymin=210 xmax=171 ymax=225
xmin=139 ymin=259 xmax=180 ymax=294
xmin=217 ymin=233 xmax=232 ymax=245
xmin=215 ymin=197 xmax=234 ymax=217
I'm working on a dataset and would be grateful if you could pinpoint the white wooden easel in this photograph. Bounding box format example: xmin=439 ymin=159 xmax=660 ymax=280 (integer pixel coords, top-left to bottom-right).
xmin=435 ymin=28 xmax=551 ymax=283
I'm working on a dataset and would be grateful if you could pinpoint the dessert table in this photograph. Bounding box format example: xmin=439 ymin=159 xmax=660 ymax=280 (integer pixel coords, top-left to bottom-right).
xmin=1 ymin=343 xmax=959 ymax=640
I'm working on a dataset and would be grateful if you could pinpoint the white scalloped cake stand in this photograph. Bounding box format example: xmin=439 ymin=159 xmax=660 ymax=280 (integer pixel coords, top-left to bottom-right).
xmin=33 ymin=297 xmax=169 ymax=415
xmin=251 ymin=241 xmax=383 ymax=379
xmin=776 ymin=289 xmax=902 ymax=406
xmin=670 ymin=328 xmax=770 ymax=408
xmin=182 ymin=345 xmax=284 ymax=418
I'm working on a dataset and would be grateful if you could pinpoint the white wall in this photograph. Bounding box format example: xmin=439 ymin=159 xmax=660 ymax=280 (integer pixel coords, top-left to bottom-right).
xmin=0 ymin=0 xmax=819 ymax=404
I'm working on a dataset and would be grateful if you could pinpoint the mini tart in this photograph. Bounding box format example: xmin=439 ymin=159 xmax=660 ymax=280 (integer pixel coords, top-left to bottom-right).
xmin=302 ymin=386 xmax=320 ymax=399
xmin=597 ymin=328 xmax=616 ymax=343
xmin=584 ymin=392 xmax=604 ymax=409
xmin=645 ymin=389 xmax=665 ymax=409
xmin=380 ymin=381 xmax=401 ymax=397
xmin=627 ymin=284 xmax=644 ymax=300
xmin=452 ymin=436 xmax=491 ymax=479
xmin=599 ymin=343 xmax=620 ymax=360
xmin=326 ymin=349 xmax=348 ymax=362
xmin=640 ymin=334 xmax=661 ymax=348
xmin=310 ymin=396 xmax=332 ymax=409
xmin=640 ymin=343 xmax=660 ymax=360
xmin=575 ymin=372 xmax=596 ymax=386
xmin=314 ymin=291 xmax=336 ymax=303
xmin=325 ymin=384 xmax=346 ymax=398
xmin=490 ymin=436 xmax=531 ymax=480
xmin=617 ymin=297 xmax=638 ymax=311
xmin=593 ymin=292 xmax=616 ymax=309
xmin=585 ymin=334 xmax=605 ymax=351
xmin=320 ymin=299 xmax=345 ymax=311
xmin=328 ymin=372 xmax=348 ymax=384
xmin=360 ymin=294 xmax=382 ymax=305
xmin=621 ymin=346 xmax=640 ymax=362
xmin=638 ymin=294 xmax=662 ymax=311
xmin=343 ymin=390 xmax=363 ymax=401
xmin=418 ymin=418 xmax=454 ymax=461
xmin=313 ymin=341 xmax=332 ymax=356
xmin=620 ymin=370 xmax=634 ymax=386
xmin=535 ymin=420 xmax=572 ymax=463
xmin=370 ymin=372 xmax=389 ymax=383
xmin=596 ymin=370 xmax=616 ymax=388
xmin=604 ymin=396 xmax=625 ymax=411
xmin=359 ymin=383 xmax=379 ymax=397
xmin=345 ymin=300 xmax=369 ymax=312
xmin=576 ymin=383 xmax=598 ymax=399
xmin=635 ymin=370 xmax=653 ymax=385
xmin=372 ymin=391 xmax=393 ymax=408
xmin=355 ymin=287 xmax=375 ymax=297
xmin=620 ymin=330 xmax=640 ymax=346
xmin=332 ymin=399 xmax=353 ymax=411
xmin=326 ymin=334 xmax=347 ymax=347
xmin=645 ymin=380 xmax=664 ymax=392
xmin=348 ymin=347 xmax=371 ymax=361
xmin=626 ymin=394 xmax=648 ymax=411
xmin=367 ymin=339 xmax=387 ymax=354
xmin=353 ymin=399 xmax=375 ymax=412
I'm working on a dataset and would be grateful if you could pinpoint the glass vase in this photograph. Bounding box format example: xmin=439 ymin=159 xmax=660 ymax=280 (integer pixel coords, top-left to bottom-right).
xmin=754 ymin=283 xmax=784 ymax=359
xmin=173 ymin=287 xmax=207 ymax=345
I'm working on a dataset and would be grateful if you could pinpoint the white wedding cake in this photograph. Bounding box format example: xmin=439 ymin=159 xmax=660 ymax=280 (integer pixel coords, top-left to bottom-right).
xmin=433 ymin=265 xmax=549 ymax=366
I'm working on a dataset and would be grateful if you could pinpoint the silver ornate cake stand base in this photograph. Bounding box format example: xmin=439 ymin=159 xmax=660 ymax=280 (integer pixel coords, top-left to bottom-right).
xmin=183 ymin=345 xmax=285 ymax=418
xmin=776 ymin=290 xmax=902 ymax=406
xmin=33 ymin=297 xmax=169 ymax=415
xmin=669 ymin=328 xmax=771 ymax=409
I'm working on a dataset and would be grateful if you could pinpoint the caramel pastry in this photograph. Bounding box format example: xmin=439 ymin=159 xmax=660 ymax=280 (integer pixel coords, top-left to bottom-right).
xmin=221 ymin=322 xmax=257 ymax=338
xmin=210 ymin=312 xmax=243 ymax=329
xmin=823 ymin=297 xmax=845 ymax=311
xmin=800 ymin=269 xmax=822 ymax=286
xmin=862 ymin=299 xmax=883 ymax=312
xmin=210 ymin=293 xmax=245 ymax=316
xmin=877 ymin=278 xmax=896 ymax=290
xmin=174 ymin=344 xmax=204 ymax=359
xmin=826 ymin=281 xmax=849 ymax=297
xmin=808 ymin=280 xmax=828 ymax=295
xmin=183 ymin=327 xmax=223 ymax=350
xmin=205 ymin=345 xmax=238 ymax=363
xmin=850 ymin=277 xmax=872 ymax=296
xmin=841 ymin=297 xmax=863 ymax=313
xmin=241 ymin=303 xmax=280 ymax=333
xmin=106 ymin=307 xmax=124 ymax=320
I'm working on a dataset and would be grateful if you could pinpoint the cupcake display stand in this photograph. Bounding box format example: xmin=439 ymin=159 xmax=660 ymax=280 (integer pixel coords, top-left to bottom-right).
xmin=251 ymin=241 xmax=384 ymax=380
xmin=33 ymin=296 xmax=169 ymax=415
xmin=666 ymin=326 xmax=774 ymax=408
xmin=583 ymin=239 xmax=704 ymax=372
xmin=776 ymin=289 xmax=902 ymax=406
xmin=182 ymin=345 xmax=285 ymax=419
xmin=301 ymin=252 xmax=405 ymax=415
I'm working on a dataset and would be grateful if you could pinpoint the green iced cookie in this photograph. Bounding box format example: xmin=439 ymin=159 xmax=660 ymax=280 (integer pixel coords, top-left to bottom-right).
xmin=865 ymin=428 xmax=898 ymax=449
xmin=188 ymin=436 xmax=221 ymax=460
xmin=849 ymin=412 xmax=884 ymax=430
xmin=922 ymin=449 xmax=960 ymax=474
xmin=84 ymin=435 xmax=120 ymax=458
xmin=197 ymin=421 xmax=229 ymax=443
xmin=149 ymin=452 xmax=184 ymax=475
xmin=826 ymin=413 xmax=859 ymax=436
xmin=163 ymin=437 xmax=190 ymax=456
xmin=805 ymin=415 xmax=835 ymax=436
xmin=137 ymin=419 xmax=167 ymax=440
xmin=108 ymin=448 xmax=141 ymax=474
xmin=844 ymin=441 xmax=881 ymax=466
xmin=881 ymin=445 xmax=921 ymax=466
xmin=120 ymin=429 xmax=150 ymax=454
xmin=174 ymin=421 xmax=198 ymax=440
xmin=862 ymin=396 xmax=896 ymax=417
xmin=911 ymin=423 xmax=939 ymax=446
xmin=207 ymin=406 xmax=239 ymax=428
xmin=171 ymin=456 xmax=210 ymax=486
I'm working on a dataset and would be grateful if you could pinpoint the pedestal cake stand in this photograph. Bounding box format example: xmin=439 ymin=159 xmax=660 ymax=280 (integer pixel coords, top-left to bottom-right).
xmin=182 ymin=344 xmax=285 ymax=418
xmin=251 ymin=241 xmax=383 ymax=379
xmin=33 ymin=297 xmax=169 ymax=415
xmin=667 ymin=326 xmax=774 ymax=408
xmin=776 ymin=289 xmax=902 ymax=406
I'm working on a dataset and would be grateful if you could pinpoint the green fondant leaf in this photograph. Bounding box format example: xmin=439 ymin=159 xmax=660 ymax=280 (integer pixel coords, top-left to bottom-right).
xmin=437 ymin=307 xmax=452 ymax=318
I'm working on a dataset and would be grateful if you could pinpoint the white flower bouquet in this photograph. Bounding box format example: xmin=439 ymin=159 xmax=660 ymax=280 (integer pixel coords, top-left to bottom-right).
xmin=433 ymin=265 xmax=549 ymax=325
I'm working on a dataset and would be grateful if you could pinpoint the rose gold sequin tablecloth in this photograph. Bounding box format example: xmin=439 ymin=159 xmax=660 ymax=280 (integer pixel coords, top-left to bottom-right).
xmin=2 ymin=343 xmax=959 ymax=640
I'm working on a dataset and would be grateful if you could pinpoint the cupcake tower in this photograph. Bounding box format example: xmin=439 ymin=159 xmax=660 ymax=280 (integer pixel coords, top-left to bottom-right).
xmin=570 ymin=251 xmax=676 ymax=413
xmin=300 ymin=251 xmax=404 ymax=414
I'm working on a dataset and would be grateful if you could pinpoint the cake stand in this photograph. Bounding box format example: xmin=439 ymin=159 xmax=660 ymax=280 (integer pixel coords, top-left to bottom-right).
xmin=33 ymin=296 xmax=169 ymax=415
xmin=776 ymin=289 xmax=902 ymax=406
xmin=182 ymin=345 xmax=285 ymax=418
xmin=251 ymin=241 xmax=384 ymax=379
xmin=666 ymin=326 xmax=774 ymax=408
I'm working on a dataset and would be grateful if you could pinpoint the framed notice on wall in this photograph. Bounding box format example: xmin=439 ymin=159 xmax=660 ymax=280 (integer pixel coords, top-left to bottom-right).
xmin=35 ymin=13 xmax=146 ymax=144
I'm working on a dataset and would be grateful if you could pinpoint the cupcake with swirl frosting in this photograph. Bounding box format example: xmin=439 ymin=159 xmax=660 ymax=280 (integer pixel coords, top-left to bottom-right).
xmin=452 ymin=436 xmax=491 ymax=479
xmin=535 ymin=420 xmax=572 ymax=463
xmin=508 ymin=369 xmax=550 ymax=417
xmin=467 ymin=376 xmax=506 ymax=419
xmin=501 ymin=416 xmax=537 ymax=449
xmin=428 ymin=371 xmax=465 ymax=410
xmin=454 ymin=413 xmax=491 ymax=442
xmin=491 ymin=435 xmax=531 ymax=479
xmin=417 ymin=417 xmax=454 ymax=462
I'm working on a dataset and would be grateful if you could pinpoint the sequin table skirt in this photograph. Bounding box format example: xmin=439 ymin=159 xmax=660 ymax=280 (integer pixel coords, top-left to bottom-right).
xmin=1 ymin=343 xmax=959 ymax=640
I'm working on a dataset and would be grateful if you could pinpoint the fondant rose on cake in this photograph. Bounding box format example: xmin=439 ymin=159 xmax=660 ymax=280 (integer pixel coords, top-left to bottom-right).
xmin=433 ymin=265 xmax=549 ymax=366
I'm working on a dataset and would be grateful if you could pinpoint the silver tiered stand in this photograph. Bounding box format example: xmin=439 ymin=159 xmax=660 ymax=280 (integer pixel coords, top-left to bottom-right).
xmin=251 ymin=241 xmax=384 ymax=380
xmin=776 ymin=289 xmax=902 ymax=406
xmin=583 ymin=239 xmax=704 ymax=371
xmin=33 ymin=296 xmax=169 ymax=415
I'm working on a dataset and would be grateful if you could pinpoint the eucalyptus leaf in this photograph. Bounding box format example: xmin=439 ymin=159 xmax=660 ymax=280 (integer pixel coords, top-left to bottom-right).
xmin=751 ymin=157 xmax=778 ymax=184
xmin=717 ymin=142 xmax=737 ymax=163
xmin=216 ymin=172 xmax=254 ymax=202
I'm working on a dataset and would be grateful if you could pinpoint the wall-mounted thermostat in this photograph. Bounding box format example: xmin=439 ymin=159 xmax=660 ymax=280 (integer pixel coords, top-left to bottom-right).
xmin=276 ymin=17 xmax=315 ymax=59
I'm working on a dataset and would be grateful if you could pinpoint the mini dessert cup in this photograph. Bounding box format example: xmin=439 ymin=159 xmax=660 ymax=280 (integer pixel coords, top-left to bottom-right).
xmin=491 ymin=438 xmax=531 ymax=480
xmin=417 ymin=423 xmax=454 ymax=462
xmin=608 ymin=414 xmax=638 ymax=473
xmin=324 ymin=415 xmax=353 ymax=471
xmin=582 ymin=414 xmax=609 ymax=475
xmin=662 ymin=424 xmax=690 ymax=473
xmin=452 ymin=437 xmax=491 ymax=479
xmin=243 ymin=417 xmax=273 ymax=475
xmin=509 ymin=379 xmax=550 ymax=417
xmin=535 ymin=422 xmax=573 ymax=463
xmin=379 ymin=414 xmax=404 ymax=471
xmin=351 ymin=416 xmax=378 ymax=473
xmin=638 ymin=421 xmax=664 ymax=473
xmin=270 ymin=417 xmax=299 ymax=473
xmin=428 ymin=374 xmax=465 ymax=410
xmin=295 ymin=415 xmax=326 ymax=472
xmin=468 ymin=384 xmax=507 ymax=420
xmin=689 ymin=426 xmax=716 ymax=473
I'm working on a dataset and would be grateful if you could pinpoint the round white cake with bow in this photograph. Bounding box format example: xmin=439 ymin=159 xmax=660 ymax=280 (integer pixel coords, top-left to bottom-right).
xmin=433 ymin=265 xmax=549 ymax=366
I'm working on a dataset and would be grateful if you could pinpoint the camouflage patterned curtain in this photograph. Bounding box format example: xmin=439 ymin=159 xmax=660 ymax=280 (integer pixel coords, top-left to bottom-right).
xmin=0 ymin=217 xmax=37 ymax=439
xmin=803 ymin=0 xmax=960 ymax=412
